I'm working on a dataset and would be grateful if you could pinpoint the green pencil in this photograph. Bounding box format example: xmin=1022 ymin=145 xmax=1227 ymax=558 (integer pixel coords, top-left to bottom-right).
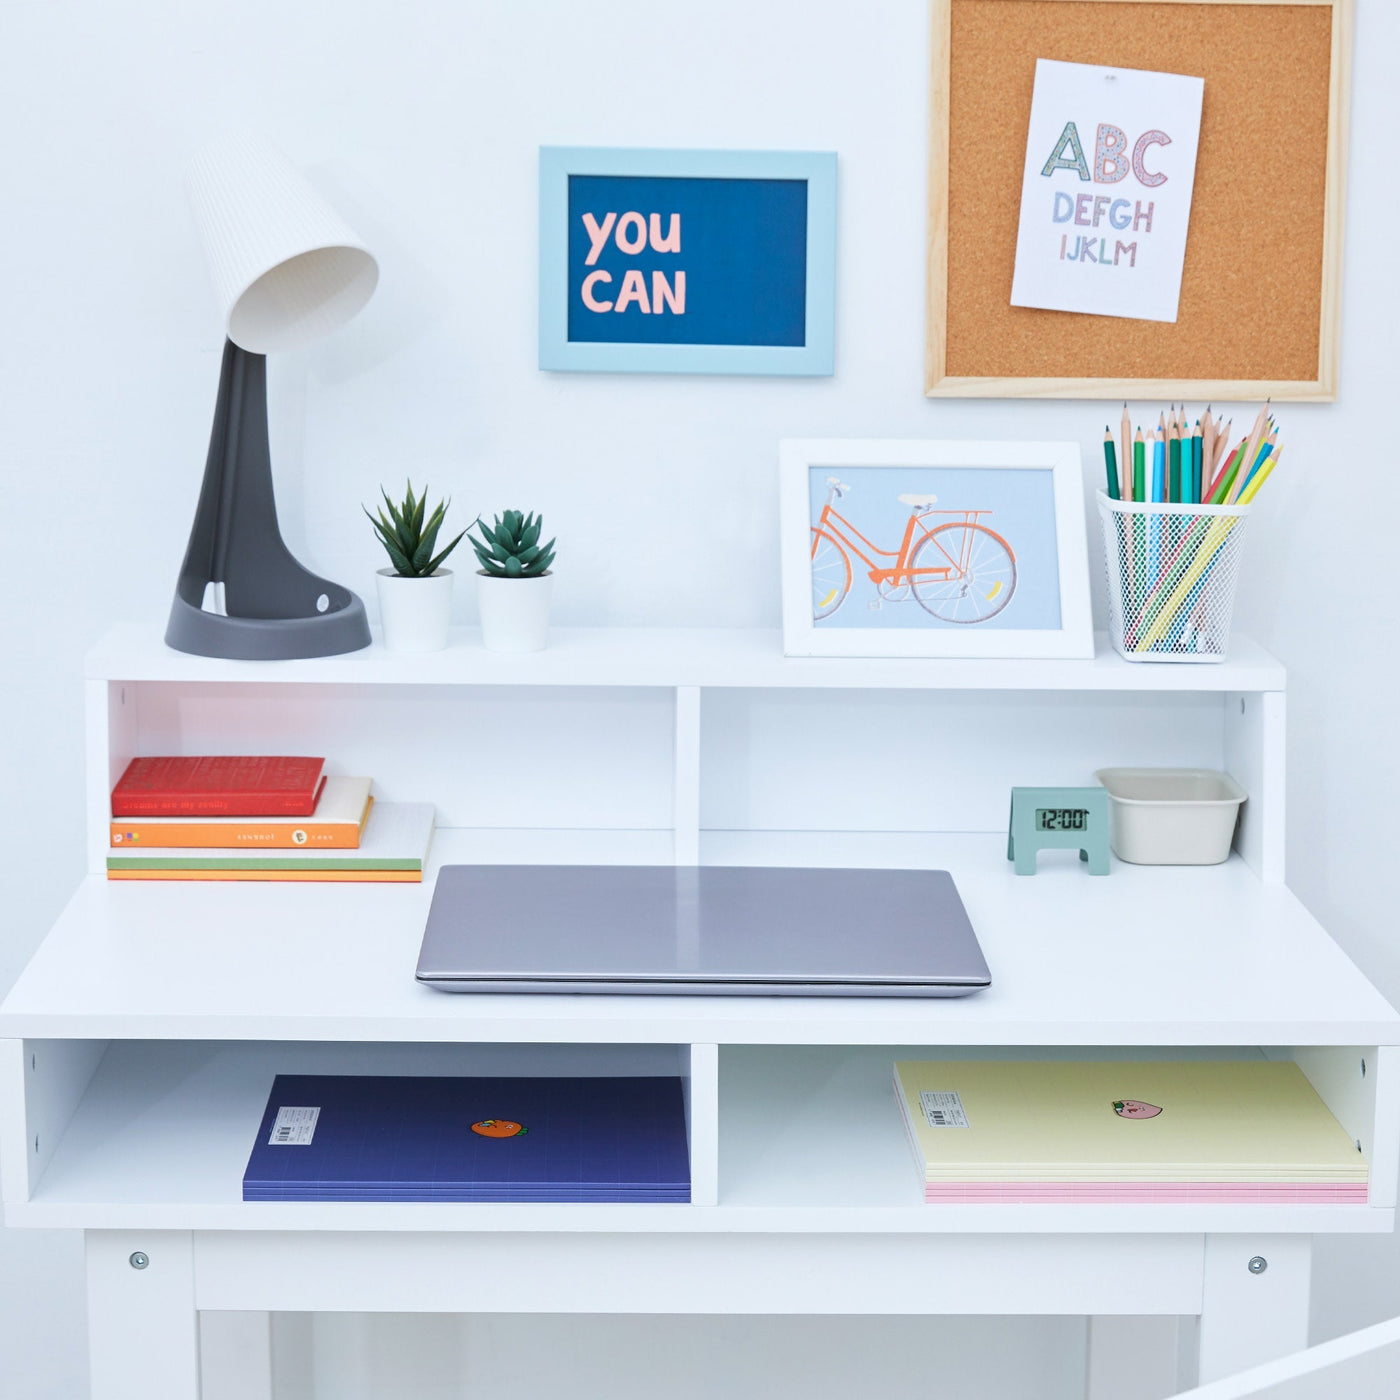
xmin=1207 ymin=444 xmax=1244 ymax=505
xmin=1102 ymin=428 xmax=1120 ymax=501
xmin=1133 ymin=428 xmax=1146 ymax=501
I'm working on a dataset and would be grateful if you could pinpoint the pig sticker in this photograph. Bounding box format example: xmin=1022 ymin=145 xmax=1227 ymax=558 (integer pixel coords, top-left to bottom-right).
xmin=1113 ymin=1099 xmax=1162 ymax=1119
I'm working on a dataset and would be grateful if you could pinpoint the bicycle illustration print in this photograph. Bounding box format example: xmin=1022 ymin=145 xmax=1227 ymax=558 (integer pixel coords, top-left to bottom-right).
xmin=810 ymin=475 xmax=1018 ymax=624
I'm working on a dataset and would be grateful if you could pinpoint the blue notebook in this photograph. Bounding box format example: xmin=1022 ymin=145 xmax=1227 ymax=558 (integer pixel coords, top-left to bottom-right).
xmin=242 ymin=1074 xmax=691 ymax=1203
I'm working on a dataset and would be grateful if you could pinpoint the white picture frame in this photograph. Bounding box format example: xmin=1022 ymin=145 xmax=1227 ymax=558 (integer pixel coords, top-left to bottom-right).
xmin=779 ymin=439 xmax=1093 ymax=659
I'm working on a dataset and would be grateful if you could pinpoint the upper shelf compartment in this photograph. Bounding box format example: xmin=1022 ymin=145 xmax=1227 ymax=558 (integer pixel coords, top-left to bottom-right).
xmin=86 ymin=625 xmax=1287 ymax=693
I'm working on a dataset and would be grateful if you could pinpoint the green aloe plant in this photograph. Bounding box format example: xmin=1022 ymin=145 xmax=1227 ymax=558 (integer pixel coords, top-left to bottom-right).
xmin=470 ymin=510 xmax=556 ymax=578
xmin=364 ymin=481 xmax=469 ymax=578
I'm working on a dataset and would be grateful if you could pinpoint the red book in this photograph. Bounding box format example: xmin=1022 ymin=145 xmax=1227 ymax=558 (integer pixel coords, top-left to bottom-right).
xmin=112 ymin=757 xmax=326 ymax=818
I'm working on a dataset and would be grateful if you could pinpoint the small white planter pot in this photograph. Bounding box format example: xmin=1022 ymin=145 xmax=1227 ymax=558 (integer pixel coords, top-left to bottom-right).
xmin=375 ymin=568 xmax=454 ymax=653
xmin=477 ymin=572 xmax=554 ymax=653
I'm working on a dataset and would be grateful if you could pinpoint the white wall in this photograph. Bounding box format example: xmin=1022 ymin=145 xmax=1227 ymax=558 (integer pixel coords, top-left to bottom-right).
xmin=1 ymin=1 xmax=1396 ymax=1395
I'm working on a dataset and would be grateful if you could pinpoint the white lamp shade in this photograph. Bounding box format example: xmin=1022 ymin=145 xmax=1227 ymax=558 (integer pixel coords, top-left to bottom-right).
xmin=187 ymin=133 xmax=378 ymax=354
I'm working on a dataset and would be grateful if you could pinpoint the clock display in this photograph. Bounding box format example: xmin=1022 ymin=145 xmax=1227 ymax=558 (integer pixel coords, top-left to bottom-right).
xmin=1036 ymin=807 xmax=1089 ymax=832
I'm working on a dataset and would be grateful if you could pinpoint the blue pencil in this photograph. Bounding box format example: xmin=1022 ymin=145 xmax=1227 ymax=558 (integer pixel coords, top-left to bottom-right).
xmin=1149 ymin=426 xmax=1165 ymax=587
xmin=1239 ymin=439 xmax=1274 ymax=495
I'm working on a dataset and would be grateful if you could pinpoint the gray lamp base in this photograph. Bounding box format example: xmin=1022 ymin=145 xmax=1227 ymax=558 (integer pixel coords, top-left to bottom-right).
xmin=165 ymin=592 xmax=370 ymax=661
xmin=166 ymin=339 xmax=371 ymax=661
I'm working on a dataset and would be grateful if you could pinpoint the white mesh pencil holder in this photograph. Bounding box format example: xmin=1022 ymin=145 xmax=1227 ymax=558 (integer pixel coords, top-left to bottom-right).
xmin=1097 ymin=492 xmax=1252 ymax=662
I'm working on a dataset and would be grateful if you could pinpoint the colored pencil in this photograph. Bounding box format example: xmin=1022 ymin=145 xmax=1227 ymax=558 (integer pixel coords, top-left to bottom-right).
xmin=1237 ymin=445 xmax=1281 ymax=504
xmin=1212 ymin=418 xmax=1233 ymax=477
xmin=1207 ymin=442 xmax=1245 ymax=505
xmin=1201 ymin=407 xmax=1216 ymax=496
xmin=1133 ymin=428 xmax=1147 ymax=614
xmin=1238 ymin=436 xmax=1275 ymax=498
xmin=1168 ymin=418 xmax=1182 ymax=504
xmin=1120 ymin=405 xmax=1132 ymax=502
xmin=1230 ymin=402 xmax=1271 ymax=505
xmin=1149 ymin=427 xmax=1165 ymax=579
xmin=1103 ymin=428 xmax=1120 ymax=501
xmin=1191 ymin=421 xmax=1203 ymax=505
xmin=1205 ymin=433 xmax=1240 ymax=502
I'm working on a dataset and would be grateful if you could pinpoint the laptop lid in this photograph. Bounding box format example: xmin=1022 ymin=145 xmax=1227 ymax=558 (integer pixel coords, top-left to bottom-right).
xmin=416 ymin=865 xmax=990 ymax=996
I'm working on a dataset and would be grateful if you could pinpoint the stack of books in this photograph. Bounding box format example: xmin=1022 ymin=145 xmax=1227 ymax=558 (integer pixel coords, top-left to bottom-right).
xmin=894 ymin=1060 xmax=1368 ymax=1205
xmin=108 ymin=756 xmax=434 ymax=882
xmin=243 ymin=1074 xmax=691 ymax=1203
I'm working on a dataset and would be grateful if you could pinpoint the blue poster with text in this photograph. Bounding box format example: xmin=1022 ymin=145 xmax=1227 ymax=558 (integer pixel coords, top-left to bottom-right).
xmin=566 ymin=175 xmax=808 ymax=347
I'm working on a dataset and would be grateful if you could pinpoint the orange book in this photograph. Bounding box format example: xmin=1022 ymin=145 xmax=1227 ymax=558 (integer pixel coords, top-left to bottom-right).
xmin=111 ymin=778 xmax=371 ymax=850
xmin=106 ymin=801 xmax=433 ymax=882
xmin=107 ymin=868 xmax=419 ymax=883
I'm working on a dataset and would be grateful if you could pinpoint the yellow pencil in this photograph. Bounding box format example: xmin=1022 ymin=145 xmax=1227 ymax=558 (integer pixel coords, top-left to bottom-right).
xmin=1237 ymin=446 xmax=1281 ymax=504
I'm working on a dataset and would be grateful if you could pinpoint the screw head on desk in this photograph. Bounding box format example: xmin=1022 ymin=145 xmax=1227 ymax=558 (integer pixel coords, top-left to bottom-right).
xmin=1248 ymin=1256 xmax=1268 ymax=1275
xmin=128 ymin=1252 xmax=149 ymax=1270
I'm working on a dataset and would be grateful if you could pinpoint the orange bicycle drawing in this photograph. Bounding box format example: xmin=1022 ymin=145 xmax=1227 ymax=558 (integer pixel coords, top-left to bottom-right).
xmin=811 ymin=476 xmax=1018 ymax=624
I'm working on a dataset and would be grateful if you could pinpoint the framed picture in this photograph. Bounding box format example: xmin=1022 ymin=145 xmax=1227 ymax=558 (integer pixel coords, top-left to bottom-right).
xmin=780 ymin=440 xmax=1094 ymax=659
xmin=539 ymin=147 xmax=836 ymax=376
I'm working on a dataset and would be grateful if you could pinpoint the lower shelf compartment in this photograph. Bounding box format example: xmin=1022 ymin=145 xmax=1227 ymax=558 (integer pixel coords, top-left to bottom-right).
xmin=4 ymin=1038 xmax=1391 ymax=1233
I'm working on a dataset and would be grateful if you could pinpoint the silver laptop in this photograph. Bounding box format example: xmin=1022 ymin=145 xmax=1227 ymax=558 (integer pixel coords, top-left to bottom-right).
xmin=416 ymin=865 xmax=990 ymax=997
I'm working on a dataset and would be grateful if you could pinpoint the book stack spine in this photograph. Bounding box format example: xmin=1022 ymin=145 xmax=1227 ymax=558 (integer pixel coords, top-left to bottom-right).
xmin=107 ymin=758 xmax=433 ymax=882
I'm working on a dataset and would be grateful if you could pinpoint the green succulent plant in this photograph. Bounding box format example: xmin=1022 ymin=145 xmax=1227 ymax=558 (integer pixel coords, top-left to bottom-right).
xmin=365 ymin=481 xmax=470 ymax=579
xmin=470 ymin=510 xmax=556 ymax=578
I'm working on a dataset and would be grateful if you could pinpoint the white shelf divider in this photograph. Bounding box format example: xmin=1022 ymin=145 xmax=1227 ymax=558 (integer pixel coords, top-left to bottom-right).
xmin=673 ymin=685 xmax=701 ymax=865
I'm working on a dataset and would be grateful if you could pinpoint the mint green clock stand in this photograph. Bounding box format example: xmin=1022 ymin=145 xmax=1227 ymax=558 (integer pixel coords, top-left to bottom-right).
xmin=1007 ymin=786 xmax=1111 ymax=875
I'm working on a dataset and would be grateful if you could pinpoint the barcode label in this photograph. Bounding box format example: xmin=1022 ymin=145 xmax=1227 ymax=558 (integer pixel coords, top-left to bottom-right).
xmin=920 ymin=1090 xmax=969 ymax=1129
xmin=268 ymin=1106 xmax=320 ymax=1146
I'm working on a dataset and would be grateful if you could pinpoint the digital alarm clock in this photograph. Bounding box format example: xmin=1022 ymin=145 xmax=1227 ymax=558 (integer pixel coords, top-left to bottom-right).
xmin=1007 ymin=786 xmax=1110 ymax=876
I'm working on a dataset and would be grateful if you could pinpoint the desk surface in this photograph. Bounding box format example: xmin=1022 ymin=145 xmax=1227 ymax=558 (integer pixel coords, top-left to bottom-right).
xmin=4 ymin=831 xmax=1394 ymax=1045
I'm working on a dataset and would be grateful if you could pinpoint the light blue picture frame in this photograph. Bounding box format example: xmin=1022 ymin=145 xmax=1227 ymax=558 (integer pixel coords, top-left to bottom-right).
xmin=539 ymin=147 xmax=836 ymax=376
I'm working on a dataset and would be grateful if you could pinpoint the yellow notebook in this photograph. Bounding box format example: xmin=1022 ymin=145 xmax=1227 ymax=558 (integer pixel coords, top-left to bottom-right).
xmin=893 ymin=1061 xmax=1367 ymax=1184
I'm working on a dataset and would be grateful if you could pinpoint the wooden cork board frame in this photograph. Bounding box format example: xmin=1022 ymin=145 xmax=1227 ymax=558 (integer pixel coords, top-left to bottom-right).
xmin=925 ymin=0 xmax=1351 ymax=400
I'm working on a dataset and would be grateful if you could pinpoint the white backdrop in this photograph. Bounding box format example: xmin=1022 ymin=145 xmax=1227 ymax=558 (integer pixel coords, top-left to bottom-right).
xmin=2 ymin=2 xmax=1397 ymax=1396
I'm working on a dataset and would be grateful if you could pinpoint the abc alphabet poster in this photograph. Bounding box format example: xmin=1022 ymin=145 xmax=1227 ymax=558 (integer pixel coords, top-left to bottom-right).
xmin=1010 ymin=59 xmax=1204 ymax=323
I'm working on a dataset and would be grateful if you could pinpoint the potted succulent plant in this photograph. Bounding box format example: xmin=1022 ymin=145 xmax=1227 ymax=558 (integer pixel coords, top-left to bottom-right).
xmin=469 ymin=510 xmax=557 ymax=653
xmin=365 ymin=482 xmax=469 ymax=652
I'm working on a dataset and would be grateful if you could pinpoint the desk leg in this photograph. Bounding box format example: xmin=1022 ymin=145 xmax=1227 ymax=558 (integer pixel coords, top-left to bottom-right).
xmin=86 ymin=1231 xmax=201 ymax=1399
xmin=1197 ymin=1235 xmax=1311 ymax=1384
xmin=1086 ymin=1317 xmax=1184 ymax=1400
xmin=200 ymin=1312 xmax=275 ymax=1400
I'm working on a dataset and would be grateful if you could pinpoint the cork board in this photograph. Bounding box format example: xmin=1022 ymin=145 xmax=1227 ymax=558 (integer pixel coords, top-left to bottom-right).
xmin=925 ymin=0 xmax=1351 ymax=399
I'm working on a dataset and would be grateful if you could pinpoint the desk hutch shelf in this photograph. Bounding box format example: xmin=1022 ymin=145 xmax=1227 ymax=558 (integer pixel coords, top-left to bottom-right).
xmin=3 ymin=625 xmax=1396 ymax=1400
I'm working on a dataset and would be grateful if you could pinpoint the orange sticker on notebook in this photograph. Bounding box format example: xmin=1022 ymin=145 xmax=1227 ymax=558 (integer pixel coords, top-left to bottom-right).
xmin=471 ymin=1119 xmax=528 ymax=1138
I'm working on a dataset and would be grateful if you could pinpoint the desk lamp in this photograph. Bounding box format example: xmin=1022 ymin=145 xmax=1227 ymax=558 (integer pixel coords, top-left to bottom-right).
xmin=165 ymin=134 xmax=378 ymax=659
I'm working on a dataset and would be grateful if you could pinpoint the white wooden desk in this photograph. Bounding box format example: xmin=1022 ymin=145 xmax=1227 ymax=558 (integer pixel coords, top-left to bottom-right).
xmin=3 ymin=627 xmax=1396 ymax=1398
